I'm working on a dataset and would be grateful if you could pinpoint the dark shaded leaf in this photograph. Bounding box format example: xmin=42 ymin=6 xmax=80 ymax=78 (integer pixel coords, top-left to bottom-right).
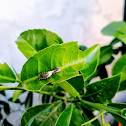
xmin=3 ymin=119 xmax=13 ymax=126
xmin=25 ymin=92 xmax=33 ymax=109
xmin=0 ymin=101 xmax=10 ymax=115
xmin=79 ymin=45 xmax=87 ymax=51
xmin=67 ymin=76 xmax=84 ymax=92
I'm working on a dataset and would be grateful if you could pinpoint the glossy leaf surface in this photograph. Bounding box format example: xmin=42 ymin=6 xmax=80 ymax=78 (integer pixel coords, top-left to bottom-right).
xmin=0 ymin=63 xmax=16 ymax=83
xmin=21 ymin=104 xmax=53 ymax=126
xmin=84 ymin=74 xmax=121 ymax=103
xmin=21 ymin=102 xmax=61 ymax=126
xmin=21 ymin=42 xmax=86 ymax=90
xmin=112 ymin=54 xmax=126 ymax=91
xmin=81 ymin=44 xmax=100 ymax=81
xmin=55 ymin=104 xmax=84 ymax=126
xmin=16 ymin=29 xmax=63 ymax=59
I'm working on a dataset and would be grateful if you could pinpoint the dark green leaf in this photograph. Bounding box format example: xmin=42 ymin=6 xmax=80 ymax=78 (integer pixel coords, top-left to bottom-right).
xmin=79 ymin=45 xmax=87 ymax=51
xmin=81 ymin=107 xmax=101 ymax=126
xmin=97 ymin=65 xmax=108 ymax=79
xmin=21 ymin=42 xmax=87 ymax=90
xmin=42 ymin=94 xmax=51 ymax=103
xmin=112 ymin=114 xmax=126 ymax=125
xmin=0 ymin=90 xmax=6 ymax=96
xmin=99 ymin=45 xmax=113 ymax=65
xmin=67 ymin=76 xmax=84 ymax=92
xmin=102 ymin=21 xmax=126 ymax=44
xmin=110 ymin=38 xmax=120 ymax=45
xmin=16 ymin=29 xmax=63 ymax=59
xmin=80 ymin=100 xmax=126 ymax=120
xmin=108 ymin=103 xmax=126 ymax=125
xmin=0 ymin=101 xmax=10 ymax=115
xmin=83 ymin=74 xmax=121 ymax=103
xmin=0 ymin=63 xmax=16 ymax=83
xmin=0 ymin=114 xmax=2 ymax=120
xmin=25 ymin=92 xmax=33 ymax=109
xmin=55 ymin=104 xmax=84 ymax=126
xmin=112 ymin=54 xmax=126 ymax=91
xmin=8 ymin=98 xmax=21 ymax=103
xmin=3 ymin=119 xmax=13 ymax=126
xmin=81 ymin=44 xmax=100 ymax=81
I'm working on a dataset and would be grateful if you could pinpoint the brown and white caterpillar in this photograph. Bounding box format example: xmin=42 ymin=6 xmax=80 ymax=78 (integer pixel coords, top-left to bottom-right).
xmin=39 ymin=67 xmax=61 ymax=80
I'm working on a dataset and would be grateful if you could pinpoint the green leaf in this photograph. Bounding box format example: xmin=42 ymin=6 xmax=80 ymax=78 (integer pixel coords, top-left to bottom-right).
xmin=83 ymin=74 xmax=121 ymax=103
xmin=25 ymin=92 xmax=33 ymax=109
xmin=21 ymin=42 xmax=87 ymax=90
xmin=16 ymin=29 xmax=63 ymax=59
xmin=111 ymin=114 xmax=126 ymax=125
xmin=0 ymin=101 xmax=10 ymax=115
xmin=21 ymin=102 xmax=62 ymax=126
xmin=57 ymin=80 xmax=80 ymax=98
xmin=12 ymin=90 xmax=23 ymax=102
xmin=112 ymin=54 xmax=126 ymax=91
xmin=81 ymin=44 xmax=100 ymax=81
xmin=0 ymin=63 xmax=16 ymax=83
xmin=108 ymin=103 xmax=126 ymax=125
xmin=101 ymin=21 xmax=126 ymax=44
xmin=80 ymin=100 xmax=126 ymax=120
xmin=81 ymin=107 xmax=101 ymax=126
xmin=55 ymin=104 xmax=84 ymax=126
xmin=99 ymin=45 xmax=113 ymax=65
xmin=67 ymin=76 xmax=84 ymax=92
xmin=3 ymin=119 xmax=13 ymax=126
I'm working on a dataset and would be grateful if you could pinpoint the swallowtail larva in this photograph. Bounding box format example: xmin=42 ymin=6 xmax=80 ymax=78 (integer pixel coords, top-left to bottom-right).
xmin=39 ymin=67 xmax=61 ymax=80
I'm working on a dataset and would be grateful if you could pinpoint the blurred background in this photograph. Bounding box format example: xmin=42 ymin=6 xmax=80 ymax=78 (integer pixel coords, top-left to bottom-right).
xmin=0 ymin=0 xmax=125 ymax=125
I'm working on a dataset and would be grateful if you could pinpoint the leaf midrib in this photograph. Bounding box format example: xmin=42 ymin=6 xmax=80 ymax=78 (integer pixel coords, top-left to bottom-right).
xmin=0 ymin=75 xmax=16 ymax=82
xmin=19 ymin=36 xmax=38 ymax=53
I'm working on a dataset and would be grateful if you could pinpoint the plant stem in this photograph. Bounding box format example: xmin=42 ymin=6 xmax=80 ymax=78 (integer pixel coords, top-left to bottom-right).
xmin=33 ymin=90 xmax=65 ymax=100
xmin=81 ymin=111 xmax=105 ymax=126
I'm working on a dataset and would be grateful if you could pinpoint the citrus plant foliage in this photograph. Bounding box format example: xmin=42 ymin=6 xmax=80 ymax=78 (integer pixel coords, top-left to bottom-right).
xmin=0 ymin=23 xmax=126 ymax=125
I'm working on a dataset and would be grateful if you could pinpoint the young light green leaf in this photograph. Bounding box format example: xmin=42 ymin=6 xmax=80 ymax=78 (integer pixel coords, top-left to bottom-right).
xmin=83 ymin=74 xmax=121 ymax=103
xmin=55 ymin=104 xmax=84 ymax=126
xmin=21 ymin=42 xmax=86 ymax=90
xmin=16 ymin=29 xmax=63 ymax=59
xmin=102 ymin=21 xmax=126 ymax=44
xmin=81 ymin=44 xmax=100 ymax=81
xmin=57 ymin=80 xmax=80 ymax=98
xmin=12 ymin=90 xmax=23 ymax=102
xmin=112 ymin=54 xmax=126 ymax=91
xmin=0 ymin=63 xmax=16 ymax=83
